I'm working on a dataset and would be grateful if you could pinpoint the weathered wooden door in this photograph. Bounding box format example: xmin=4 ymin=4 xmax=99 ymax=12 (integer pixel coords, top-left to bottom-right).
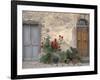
xmin=77 ymin=27 xmax=89 ymax=57
xmin=23 ymin=24 xmax=40 ymax=61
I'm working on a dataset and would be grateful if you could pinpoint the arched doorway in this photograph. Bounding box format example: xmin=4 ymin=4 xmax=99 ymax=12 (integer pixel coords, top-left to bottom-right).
xmin=76 ymin=18 xmax=89 ymax=59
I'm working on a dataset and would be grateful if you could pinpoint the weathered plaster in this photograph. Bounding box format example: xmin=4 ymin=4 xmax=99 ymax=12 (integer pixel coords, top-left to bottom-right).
xmin=22 ymin=11 xmax=89 ymax=51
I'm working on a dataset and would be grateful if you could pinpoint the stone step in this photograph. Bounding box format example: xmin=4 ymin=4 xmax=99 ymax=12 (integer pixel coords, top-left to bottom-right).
xmin=81 ymin=57 xmax=89 ymax=63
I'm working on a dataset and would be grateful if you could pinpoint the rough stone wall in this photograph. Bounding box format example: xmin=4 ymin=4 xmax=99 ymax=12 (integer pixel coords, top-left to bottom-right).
xmin=22 ymin=11 xmax=89 ymax=51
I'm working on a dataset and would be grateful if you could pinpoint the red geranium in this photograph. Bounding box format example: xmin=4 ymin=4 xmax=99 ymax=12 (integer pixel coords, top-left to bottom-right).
xmin=51 ymin=38 xmax=59 ymax=49
xmin=59 ymin=35 xmax=63 ymax=40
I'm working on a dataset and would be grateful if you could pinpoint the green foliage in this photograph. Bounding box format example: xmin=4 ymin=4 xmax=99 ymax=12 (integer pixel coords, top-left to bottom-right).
xmin=43 ymin=36 xmax=54 ymax=53
xmin=44 ymin=36 xmax=50 ymax=48
xmin=40 ymin=53 xmax=52 ymax=64
xmin=58 ymin=51 xmax=66 ymax=63
xmin=40 ymin=35 xmax=81 ymax=64
xmin=66 ymin=47 xmax=81 ymax=62
xmin=40 ymin=36 xmax=53 ymax=63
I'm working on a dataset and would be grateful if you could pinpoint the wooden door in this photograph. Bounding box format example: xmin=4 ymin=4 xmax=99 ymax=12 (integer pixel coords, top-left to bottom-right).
xmin=77 ymin=27 xmax=89 ymax=57
xmin=23 ymin=24 xmax=40 ymax=61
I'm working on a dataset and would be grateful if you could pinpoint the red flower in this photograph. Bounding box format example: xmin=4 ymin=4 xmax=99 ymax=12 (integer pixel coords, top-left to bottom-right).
xmin=59 ymin=35 xmax=61 ymax=37
xmin=54 ymin=38 xmax=57 ymax=42
xmin=51 ymin=38 xmax=59 ymax=49
xmin=54 ymin=39 xmax=57 ymax=49
xmin=51 ymin=41 xmax=54 ymax=48
xmin=61 ymin=36 xmax=63 ymax=39
xmin=59 ymin=35 xmax=64 ymax=40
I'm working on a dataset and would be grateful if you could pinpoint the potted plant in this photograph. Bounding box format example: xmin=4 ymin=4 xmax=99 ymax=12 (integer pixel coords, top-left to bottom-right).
xmin=65 ymin=47 xmax=81 ymax=64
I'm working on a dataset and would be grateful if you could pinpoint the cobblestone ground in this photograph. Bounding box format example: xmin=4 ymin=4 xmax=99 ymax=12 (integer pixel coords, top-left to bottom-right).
xmin=22 ymin=61 xmax=89 ymax=69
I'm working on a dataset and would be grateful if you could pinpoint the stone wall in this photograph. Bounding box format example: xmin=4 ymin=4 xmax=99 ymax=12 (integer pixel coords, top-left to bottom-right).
xmin=22 ymin=11 xmax=89 ymax=51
